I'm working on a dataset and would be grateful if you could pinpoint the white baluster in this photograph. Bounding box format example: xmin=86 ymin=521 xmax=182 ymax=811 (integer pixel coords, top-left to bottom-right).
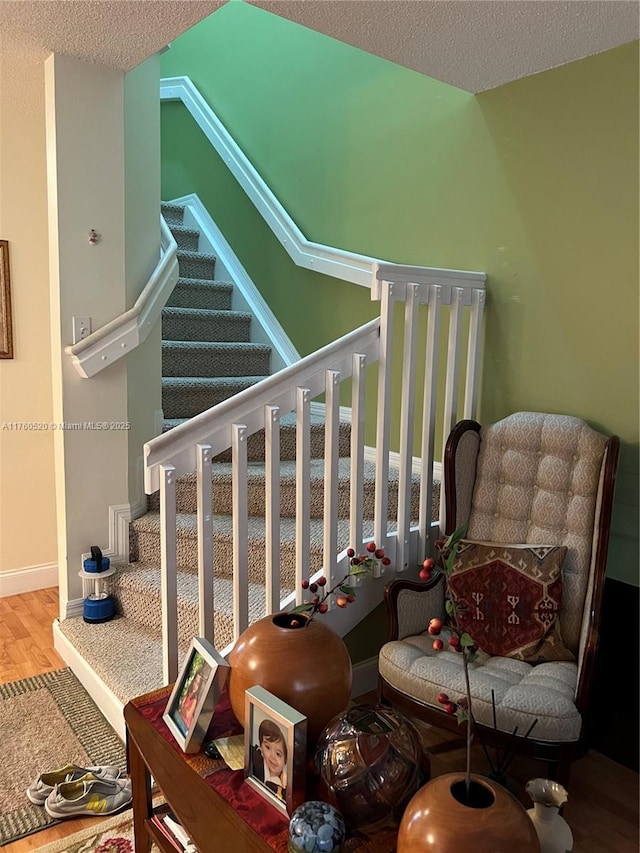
xmin=265 ymin=405 xmax=281 ymax=615
xmin=196 ymin=444 xmax=213 ymax=644
xmin=463 ymin=288 xmax=486 ymax=420
xmin=295 ymin=388 xmax=311 ymax=600
xmin=350 ymin=353 xmax=367 ymax=561
xmin=232 ymin=424 xmax=249 ymax=639
xmin=441 ymin=287 xmax=464 ymax=526
xmin=397 ymin=283 xmax=419 ymax=571
xmin=160 ymin=464 xmax=178 ymax=683
xmin=324 ymin=370 xmax=340 ymax=587
xmin=420 ymin=285 xmax=442 ymax=550
xmin=374 ymin=280 xmax=394 ymax=555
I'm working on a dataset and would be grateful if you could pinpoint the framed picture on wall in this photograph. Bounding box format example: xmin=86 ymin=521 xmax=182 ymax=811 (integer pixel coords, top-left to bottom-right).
xmin=163 ymin=637 xmax=229 ymax=754
xmin=244 ymin=685 xmax=307 ymax=816
xmin=0 ymin=240 xmax=14 ymax=359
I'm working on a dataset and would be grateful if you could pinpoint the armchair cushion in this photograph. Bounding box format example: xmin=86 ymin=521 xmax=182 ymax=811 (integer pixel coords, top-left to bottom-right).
xmin=379 ymin=634 xmax=581 ymax=742
xmin=449 ymin=540 xmax=574 ymax=663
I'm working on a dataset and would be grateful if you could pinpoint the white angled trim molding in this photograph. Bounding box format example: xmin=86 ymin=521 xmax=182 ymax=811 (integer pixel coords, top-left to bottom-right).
xmin=65 ymin=218 xmax=179 ymax=378
xmin=80 ymin=493 xmax=147 ymax=570
xmin=0 ymin=562 xmax=58 ymax=597
xmin=170 ymin=193 xmax=300 ymax=371
xmin=160 ymin=77 xmax=486 ymax=292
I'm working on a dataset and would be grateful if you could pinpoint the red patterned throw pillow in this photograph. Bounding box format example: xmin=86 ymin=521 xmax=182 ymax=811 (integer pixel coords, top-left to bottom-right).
xmin=448 ymin=540 xmax=574 ymax=663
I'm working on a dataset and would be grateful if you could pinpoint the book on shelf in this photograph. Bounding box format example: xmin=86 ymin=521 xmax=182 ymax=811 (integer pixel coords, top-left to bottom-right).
xmin=150 ymin=814 xmax=182 ymax=852
xmin=151 ymin=811 xmax=197 ymax=852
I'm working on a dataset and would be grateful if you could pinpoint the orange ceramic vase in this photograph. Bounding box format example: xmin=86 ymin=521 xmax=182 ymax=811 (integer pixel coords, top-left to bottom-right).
xmin=227 ymin=612 xmax=352 ymax=743
xmin=397 ymin=772 xmax=541 ymax=853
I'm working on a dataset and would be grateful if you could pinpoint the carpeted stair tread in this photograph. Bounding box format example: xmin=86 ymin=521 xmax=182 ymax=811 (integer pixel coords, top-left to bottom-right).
xmin=162 ymin=341 xmax=271 ymax=378
xmin=146 ymin=457 xmax=430 ymax=520
xmin=176 ymin=249 xmax=216 ymax=280
xmin=56 ymin=616 xmax=186 ymax=705
xmin=161 ymin=202 xmax=186 ymax=226
xmin=129 ymin=512 xmax=384 ymax=582
xmin=166 ymin=279 xmax=234 ymax=310
xmin=161 ymin=413 xmax=352 ymax=461
xmin=169 ymin=224 xmax=199 ymax=252
xmin=162 ymin=376 xmax=268 ymax=418
xmin=112 ymin=563 xmax=281 ymax=652
xmin=162 ymin=307 xmax=252 ymax=343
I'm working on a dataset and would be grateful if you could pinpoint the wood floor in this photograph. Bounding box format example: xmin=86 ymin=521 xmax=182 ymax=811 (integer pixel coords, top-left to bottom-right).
xmin=1 ymin=588 xmax=638 ymax=852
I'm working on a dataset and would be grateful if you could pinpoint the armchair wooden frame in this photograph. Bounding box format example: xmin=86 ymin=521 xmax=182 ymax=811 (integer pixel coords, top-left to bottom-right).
xmin=380 ymin=418 xmax=620 ymax=784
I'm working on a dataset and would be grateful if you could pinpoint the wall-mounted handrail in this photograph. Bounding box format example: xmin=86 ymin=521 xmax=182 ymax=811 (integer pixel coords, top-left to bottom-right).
xmin=160 ymin=76 xmax=486 ymax=292
xmin=65 ymin=217 xmax=179 ymax=378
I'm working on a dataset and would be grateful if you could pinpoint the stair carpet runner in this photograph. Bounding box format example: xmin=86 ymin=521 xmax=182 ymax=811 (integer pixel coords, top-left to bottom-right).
xmin=57 ymin=202 xmax=432 ymax=706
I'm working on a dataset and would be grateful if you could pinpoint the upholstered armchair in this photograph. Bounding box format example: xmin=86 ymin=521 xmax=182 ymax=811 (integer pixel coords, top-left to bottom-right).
xmin=379 ymin=412 xmax=619 ymax=784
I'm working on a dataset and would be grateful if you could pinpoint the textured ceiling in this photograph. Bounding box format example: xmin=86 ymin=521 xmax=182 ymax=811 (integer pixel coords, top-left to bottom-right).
xmin=0 ymin=1 xmax=225 ymax=72
xmin=0 ymin=0 xmax=637 ymax=91
xmin=250 ymin=0 xmax=640 ymax=92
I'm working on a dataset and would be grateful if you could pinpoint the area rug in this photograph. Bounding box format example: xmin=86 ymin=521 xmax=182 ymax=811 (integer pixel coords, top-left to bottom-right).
xmin=0 ymin=669 xmax=126 ymax=846
xmin=33 ymin=809 xmax=136 ymax=853
xmin=32 ymin=808 xmax=163 ymax=853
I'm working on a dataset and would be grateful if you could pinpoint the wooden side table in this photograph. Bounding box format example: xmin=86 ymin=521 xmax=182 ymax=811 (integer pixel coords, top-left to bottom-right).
xmin=124 ymin=688 xmax=398 ymax=853
xmin=124 ymin=691 xmax=274 ymax=853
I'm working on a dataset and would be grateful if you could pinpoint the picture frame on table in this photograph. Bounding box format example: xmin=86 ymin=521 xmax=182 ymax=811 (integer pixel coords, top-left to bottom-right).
xmin=163 ymin=637 xmax=229 ymax=754
xmin=244 ymin=685 xmax=307 ymax=816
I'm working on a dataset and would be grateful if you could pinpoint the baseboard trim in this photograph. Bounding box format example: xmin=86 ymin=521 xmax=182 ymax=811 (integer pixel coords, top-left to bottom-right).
xmin=53 ymin=619 xmax=126 ymax=741
xmin=351 ymin=655 xmax=379 ymax=700
xmin=63 ymin=597 xmax=85 ymax=619
xmin=0 ymin=562 xmax=58 ymax=598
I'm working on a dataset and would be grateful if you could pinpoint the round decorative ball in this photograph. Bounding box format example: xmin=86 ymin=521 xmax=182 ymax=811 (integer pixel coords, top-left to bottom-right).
xmin=397 ymin=773 xmax=541 ymax=853
xmin=228 ymin=612 xmax=352 ymax=743
xmin=288 ymin=801 xmax=346 ymax=853
xmin=314 ymin=704 xmax=429 ymax=833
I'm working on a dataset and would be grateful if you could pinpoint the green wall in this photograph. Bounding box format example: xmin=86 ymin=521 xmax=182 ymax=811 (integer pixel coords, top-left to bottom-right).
xmin=161 ymin=3 xmax=638 ymax=591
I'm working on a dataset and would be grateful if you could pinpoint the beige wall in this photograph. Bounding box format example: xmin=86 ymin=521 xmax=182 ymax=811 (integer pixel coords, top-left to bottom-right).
xmin=0 ymin=40 xmax=57 ymax=582
xmin=0 ymin=45 xmax=163 ymax=602
xmin=124 ymin=56 xmax=163 ymax=509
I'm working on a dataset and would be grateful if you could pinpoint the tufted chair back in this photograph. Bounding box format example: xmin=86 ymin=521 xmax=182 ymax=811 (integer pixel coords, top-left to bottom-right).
xmin=446 ymin=412 xmax=616 ymax=665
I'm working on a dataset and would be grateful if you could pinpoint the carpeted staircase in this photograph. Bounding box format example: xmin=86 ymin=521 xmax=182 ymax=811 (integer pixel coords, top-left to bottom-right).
xmin=160 ymin=202 xmax=272 ymax=428
xmin=57 ymin=202 xmax=436 ymax=708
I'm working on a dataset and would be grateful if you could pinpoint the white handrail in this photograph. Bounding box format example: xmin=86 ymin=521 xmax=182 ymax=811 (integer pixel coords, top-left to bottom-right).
xmin=145 ymin=271 xmax=487 ymax=669
xmin=160 ymin=76 xmax=486 ymax=292
xmin=144 ymin=318 xmax=382 ymax=493
xmin=65 ymin=217 xmax=179 ymax=378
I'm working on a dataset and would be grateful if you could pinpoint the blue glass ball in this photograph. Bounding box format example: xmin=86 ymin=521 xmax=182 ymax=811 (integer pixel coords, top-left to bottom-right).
xmin=288 ymin=801 xmax=346 ymax=853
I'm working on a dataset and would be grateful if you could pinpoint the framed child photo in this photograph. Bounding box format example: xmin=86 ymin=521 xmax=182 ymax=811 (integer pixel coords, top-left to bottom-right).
xmin=163 ymin=637 xmax=229 ymax=754
xmin=244 ymin=685 xmax=307 ymax=817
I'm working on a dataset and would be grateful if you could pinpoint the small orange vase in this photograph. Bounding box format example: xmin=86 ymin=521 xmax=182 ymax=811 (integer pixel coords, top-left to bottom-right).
xmin=227 ymin=612 xmax=352 ymax=743
xmin=397 ymin=772 xmax=541 ymax=853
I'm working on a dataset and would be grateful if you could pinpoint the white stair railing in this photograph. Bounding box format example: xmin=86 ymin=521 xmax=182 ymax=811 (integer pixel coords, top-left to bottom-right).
xmin=143 ymin=268 xmax=485 ymax=684
xmin=371 ymin=264 xmax=486 ymax=571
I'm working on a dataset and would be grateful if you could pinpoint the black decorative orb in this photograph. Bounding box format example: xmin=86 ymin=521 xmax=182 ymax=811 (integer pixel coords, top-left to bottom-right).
xmin=314 ymin=704 xmax=429 ymax=833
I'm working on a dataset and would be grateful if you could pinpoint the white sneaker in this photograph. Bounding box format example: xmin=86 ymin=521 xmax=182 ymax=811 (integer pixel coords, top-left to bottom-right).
xmin=26 ymin=764 xmax=122 ymax=805
xmin=44 ymin=775 xmax=132 ymax=818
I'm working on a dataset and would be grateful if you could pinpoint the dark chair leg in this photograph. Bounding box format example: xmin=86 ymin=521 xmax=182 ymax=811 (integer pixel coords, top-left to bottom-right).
xmin=556 ymin=758 xmax=572 ymax=788
xmin=547 ymin=757 xmax=572 ymax=788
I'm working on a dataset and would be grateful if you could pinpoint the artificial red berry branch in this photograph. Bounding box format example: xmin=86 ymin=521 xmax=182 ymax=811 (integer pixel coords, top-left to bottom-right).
xmin=290 ymin=542 xmax=391 ymax=620
xmin=420 ymin=526 xmax=478 ymax=795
